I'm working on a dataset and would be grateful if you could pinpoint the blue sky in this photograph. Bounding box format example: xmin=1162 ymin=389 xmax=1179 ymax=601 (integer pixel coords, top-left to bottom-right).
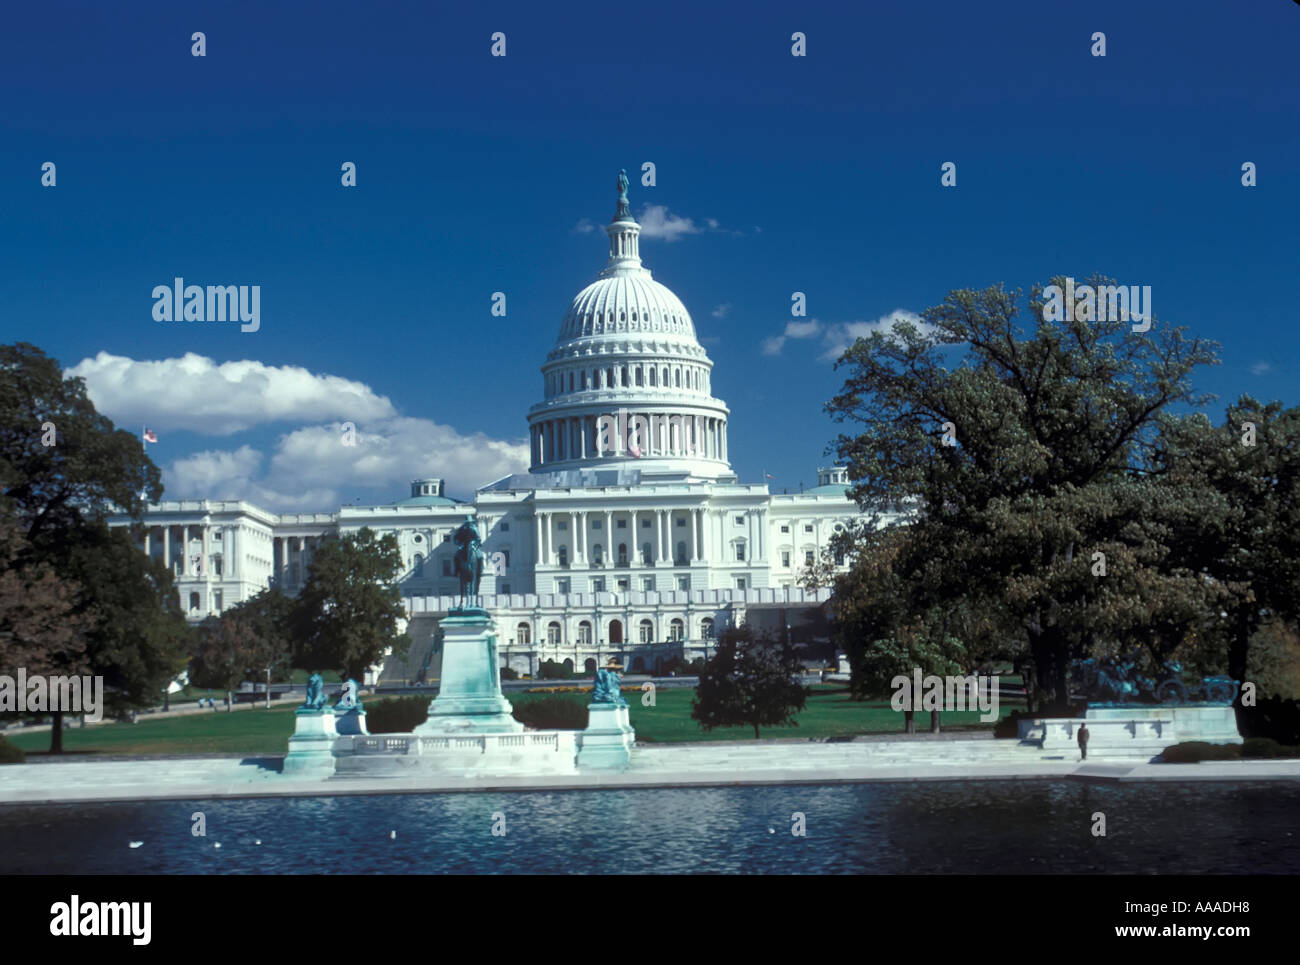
xmin=2 ymin=0 xmax=1297 ymax=509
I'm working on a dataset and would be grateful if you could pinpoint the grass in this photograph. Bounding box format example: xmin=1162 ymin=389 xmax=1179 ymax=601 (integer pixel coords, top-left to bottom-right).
xmin=7 ymin=685 xmax=1019 ymax=756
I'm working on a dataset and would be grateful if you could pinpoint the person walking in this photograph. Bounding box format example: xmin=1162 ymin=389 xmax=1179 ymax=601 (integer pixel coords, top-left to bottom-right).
xmin=1077 ymin=722 xmax=1090 ymax=761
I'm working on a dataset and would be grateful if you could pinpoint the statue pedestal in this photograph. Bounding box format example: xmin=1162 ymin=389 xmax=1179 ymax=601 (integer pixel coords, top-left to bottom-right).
xmin=334 ymin=707 xmax=368 ymax=736
xmin=577 ymin=703 xmax=635 ymax=771
xmin=415 ymin=609 xmax=523 ymax=735
xmin=283 ymin=708 xmax=338 ymax=778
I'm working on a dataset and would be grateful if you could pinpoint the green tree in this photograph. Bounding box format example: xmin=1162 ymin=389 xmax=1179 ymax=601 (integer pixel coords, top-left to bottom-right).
xmin=292 ymin=527 xmax=410 ymax=681
xmin=0 ymin=342 xmax=160 ymax=544
xmin=190 ymin=589 xmax=294 ymax=709
xmin=1154 ymin=398 xmax=1300 ymax=692
xmin=0 ymin=342 xmax=186 ymax=752
xmin=825 ymin=278 xmax=1219 ymax=712
xmin=43 ymin=522 xmax=192 ymax=748
xmin=692 ymin=624 xmax=808 ymax=738
xmin=830 ymin=528 xmax=974 ymax=732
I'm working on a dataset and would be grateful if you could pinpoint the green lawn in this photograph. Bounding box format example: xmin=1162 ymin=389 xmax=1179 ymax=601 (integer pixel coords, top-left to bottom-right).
xmin=614 ymin=685 xmax=1017 ymax=742
xmin=7 ymin=684 xmax=1019 ymax=756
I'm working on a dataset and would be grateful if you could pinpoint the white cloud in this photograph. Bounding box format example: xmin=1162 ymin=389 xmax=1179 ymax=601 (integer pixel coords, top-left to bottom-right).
xmin=166 ymin=416 xmax=530 ymax=511
xmin=785 ymin=320 xmax=822 ymax=339
xmin=572 ymin=218 xmax=596 ymax=234
xmin=68 ymin=352 xmax=397 ymax=435
xmin=1249 ymin=361 xmax=1272 ymax=376
xmin=637 ymin=204 xmax=701 ymax=242
xmin=712 ymin=302 xmax=732 ymax=318
xmin=820 ymin=310 xmax=929 ymax=361
xmin=760 ymin=319 xmax=824 ymax=356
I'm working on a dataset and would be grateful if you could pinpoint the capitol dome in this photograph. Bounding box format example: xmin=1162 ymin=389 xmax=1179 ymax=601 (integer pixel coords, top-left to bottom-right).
xmin=526 ymin=172 xmax=733 ymax=482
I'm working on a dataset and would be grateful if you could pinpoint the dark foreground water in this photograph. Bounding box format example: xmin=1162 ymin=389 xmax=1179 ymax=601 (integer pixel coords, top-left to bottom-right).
xmin=1 ymin=781 xmax=1297 ymax=874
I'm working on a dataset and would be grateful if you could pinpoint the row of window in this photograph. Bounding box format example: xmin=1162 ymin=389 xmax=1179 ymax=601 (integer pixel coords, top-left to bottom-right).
xmin=552 ymin=575 xmax=750 ymax=593
xmin=515 ymin=617 xmax=715 ymax=646
xmin=570 ymin=307 xmax=686 ymax=336
xmin=546 ymin=362 xmax=707 ymax=397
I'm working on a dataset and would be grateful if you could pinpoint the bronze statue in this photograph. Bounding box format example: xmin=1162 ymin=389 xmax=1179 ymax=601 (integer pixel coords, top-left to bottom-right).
xmin=615 ymin=169 xmax=631 ymax=220
xmin=452 ymin=519 xmax=485 ymax=609
xmin=302 ymin=672 xmax=327 ymax=711
xmin=593 ymin=661 xmax=628 ymax=707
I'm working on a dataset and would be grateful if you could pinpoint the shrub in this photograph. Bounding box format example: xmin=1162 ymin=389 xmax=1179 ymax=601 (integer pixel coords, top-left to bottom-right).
xmin=1241 ymin=737 xmax=1300 ymax=759
xmin=0 ymin=734 xmax=24 ymax=764
xmin=364 ymin=696 xmax=429 ymax=734
xmin=538 ymin=659 xmax=574 ymax=681
xmin=1160 ymin=741 xmax=1242 ymax=763
xmin=500 ymin=666 xmax=518 ymax=681
xmin=512 ymin=695 xmax=589 ymax=730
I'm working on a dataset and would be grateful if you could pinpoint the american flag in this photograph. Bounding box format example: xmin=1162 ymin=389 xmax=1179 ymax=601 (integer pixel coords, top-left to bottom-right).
xmin=143 ymin=428 xmax=158 ymax=444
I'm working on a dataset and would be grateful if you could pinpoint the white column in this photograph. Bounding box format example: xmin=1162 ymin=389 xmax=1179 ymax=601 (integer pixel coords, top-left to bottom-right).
xmin=630 ymin=510 xmax=638 ymax=563
xmin=547 ymin=513 xmax=554 ymax=565
xmin=656 ymin=510 xmax=665 ymax=563
xmin=201 ymin=525 xmax=209 ymax=579
xmin=581 ymin=418 xmax=587 ymax=459
xmin=577 ymin=512 xmax=586 ymax=563
xmin=277 ymin=537 xmax=286 ymax=584
xmin=162 ymin=527 xmax=171 ymax=570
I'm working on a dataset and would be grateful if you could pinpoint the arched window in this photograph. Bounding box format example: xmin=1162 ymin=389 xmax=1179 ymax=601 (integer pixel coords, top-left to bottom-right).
xmin=547 ymin=622 xmax=562 ymax=646
xmin=578 ymin=621 xmax=592 ymax=646
xmin=558 ymin=545 xmax=568 ymax=567
xmin=649 ymin=367 xmax=657 ymax=386
xmin=636 ymin=367 xmax=644 ymax=386
xmin=593 ymin=543 xmax=603 ymax=565
xmin=641 ymin=541 xmax=653 ymax=565
xmin=675 ymin=369 xmax=681 ymax=387
xmin=413 ymin=552 xmax=424 ymax=577
xmin=609 ymin=619 xmax=623 ymax=644
xmin=670 ymin=618 xmax=684 ymax=642
xmin=701 ymin=617 xmax=714 ymax=640
xmin=639 ymin=619 xmax=654 ymax=644
xmin=517 ymin=622 xmax=532 ymax=645
xmin=618 ymin=543 xmax=628 ymax=565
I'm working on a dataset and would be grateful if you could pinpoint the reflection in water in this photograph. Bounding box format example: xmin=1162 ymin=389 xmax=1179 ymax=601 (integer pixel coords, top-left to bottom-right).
xmin=1 ymin=781 xmax=1296 ymax=874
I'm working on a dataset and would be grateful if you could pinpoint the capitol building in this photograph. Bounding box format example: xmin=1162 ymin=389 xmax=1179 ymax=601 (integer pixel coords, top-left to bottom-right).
xmin=113 ymin=177 xmax=885 ymax=680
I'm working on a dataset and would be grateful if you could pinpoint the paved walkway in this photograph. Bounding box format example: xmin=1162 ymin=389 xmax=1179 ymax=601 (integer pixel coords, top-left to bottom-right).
xmin=2 ymin=740 xmax=1298 ymax=805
